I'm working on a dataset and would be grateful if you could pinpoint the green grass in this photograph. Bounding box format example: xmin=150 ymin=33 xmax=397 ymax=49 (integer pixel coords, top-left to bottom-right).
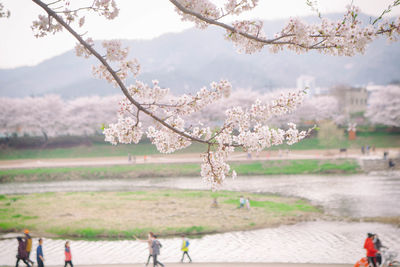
xmin=1 ymin=132 xmax=399 ymax=161
xmin=272 ymin=133 xmax=400 ymax=150
xmin=230 ymin=159 xmax=359 ymax=175
xmin=223 ymin=198 xmax=319 ymax=214
xmin=0 ymin=142 xmax=207 ymax=160
xmin=0 ymin=190 xmax=322 ymax=239
xmin=0 ymin=159 xmax=360 ymax=183
xmin=48 ymin=226 xmax=209 ymax=239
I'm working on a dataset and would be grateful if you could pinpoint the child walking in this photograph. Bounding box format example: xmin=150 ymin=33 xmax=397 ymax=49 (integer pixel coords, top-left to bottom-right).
xmin=64 ymin=241 xmax=73 ymax=267
xmin=180 ymin=235 xmax=192 ymax=263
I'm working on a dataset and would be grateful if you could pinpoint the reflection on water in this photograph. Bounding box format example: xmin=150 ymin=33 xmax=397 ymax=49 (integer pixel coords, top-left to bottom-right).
xmin=1 ymin=221 xmax=399 ymax=265
xmin=1 ymin=173 xmax=399 ymax=217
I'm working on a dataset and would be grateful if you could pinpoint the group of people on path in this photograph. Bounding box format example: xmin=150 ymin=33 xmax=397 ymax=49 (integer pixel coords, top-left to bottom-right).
xmin=134 ymin=232 xmax=192 ymax=266
xmin=364 ymin=232 xmax=387 ymax=267
xmin=16 ymin=230 xmax=191 ymax=267
xmin=16 ymin=229 xmax=73 ymax=267
xmin=239 ymin=196 xmax=251 ymax=210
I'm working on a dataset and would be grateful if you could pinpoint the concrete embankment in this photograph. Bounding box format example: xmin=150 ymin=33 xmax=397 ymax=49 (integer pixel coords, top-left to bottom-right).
xmin=359 ymin=158 xmax=400 ymax=172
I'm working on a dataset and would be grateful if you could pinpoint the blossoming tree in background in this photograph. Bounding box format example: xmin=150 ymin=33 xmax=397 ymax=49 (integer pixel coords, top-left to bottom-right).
xmin=0 ymin=95 xmax=120 ymax=139
xmin=366 ymin=85 xmax=400 ymax=127
xmin=5 ymin=0 xmax=400 ymax=188
xmin=0 ymin=95 xmax=64 ymax=142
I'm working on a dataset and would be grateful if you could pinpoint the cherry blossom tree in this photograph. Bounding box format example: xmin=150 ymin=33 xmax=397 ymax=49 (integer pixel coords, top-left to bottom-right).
xmin=64 ymin=95 xmax=120 ymax=136
xmin=0 ymin=95 xmax=121 ymax=138
xmin=187 ymin=90 xmax=340 ymax=127
xmin=0 ymin=95 xmax=65 ymax=141
xmin=366 ymin=85 xmax=400 ymax=127
xmin=6 ymin=0 xmax=400 ymax=188
xmin=0 ymin=97 xmax=22 ymax=136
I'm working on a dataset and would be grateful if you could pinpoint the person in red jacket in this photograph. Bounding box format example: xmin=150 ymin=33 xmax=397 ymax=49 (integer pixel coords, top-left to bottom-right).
xmin=364 ymin=233 xmax=378 ymax=267
xmin=64 ymin=241 xmax=73 ymax=267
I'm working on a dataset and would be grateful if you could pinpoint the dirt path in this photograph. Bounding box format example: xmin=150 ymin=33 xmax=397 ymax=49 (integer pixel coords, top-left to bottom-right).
xmin=1 ymin=148 xmax=398 ymax=170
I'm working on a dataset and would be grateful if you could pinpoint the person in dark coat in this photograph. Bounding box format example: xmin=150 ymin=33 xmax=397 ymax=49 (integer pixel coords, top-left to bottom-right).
xmin=374 ymin=234 xmax=388 ymax=265
xmin=37 ymin=238 xmax=45 ymax=267
xmin=151 ymin=235 xmax=164 ymax=267
xmin=16 ymin=237 xmax=31 ymax=267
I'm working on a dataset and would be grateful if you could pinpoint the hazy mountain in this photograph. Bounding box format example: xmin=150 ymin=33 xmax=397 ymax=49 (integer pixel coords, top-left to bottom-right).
xmin=1 ymin=14 xmax=399 ymax=98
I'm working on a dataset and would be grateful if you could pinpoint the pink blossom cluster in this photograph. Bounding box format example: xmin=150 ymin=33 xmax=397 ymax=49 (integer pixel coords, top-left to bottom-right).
xmin=31 ymin=14 xmax=63 ymax=38
xmin=31 ymin=0 xmax=118 ymax=38
xmin=103 ymin=116 xmax=142 ymax=145
xmin=146 ymin=117 xmax=191 ymax=153
xmin=226 ymin=20 xmax=266 ymax=54
xmin=174 ymin=0 xmax=220 ymax=29
xmin=269 ymin=5 xmax=400 ymax=56
xmin=201 ymin=145 xmax=234 ymax=190
xmin=172 ymin=2 xmax=400 ymax=56
xmin=224 ymin=0 xmax=259 ymax=15
xmin=91 ymin=41 xmax=140 ymax=86
xmin=75 ymin=38 xmax=94 ymax=58
xmin=93 ymin=0 xmax=119 ymax=20
xmin=166 ymin=80 xmax=232 ymax=116
xmin=102 ymin=40 xmax=128 ymax=62
xmin=196 ymin=91 xmax=308 ymax=188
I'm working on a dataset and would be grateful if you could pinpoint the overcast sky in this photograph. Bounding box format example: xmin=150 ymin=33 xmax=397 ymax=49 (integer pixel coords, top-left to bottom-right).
xmin=1 ymin=0 xmax=399 ymax=69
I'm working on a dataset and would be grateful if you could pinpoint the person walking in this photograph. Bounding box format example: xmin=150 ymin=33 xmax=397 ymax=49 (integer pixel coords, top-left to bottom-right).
xmin=389 ymin=159 xmax=395 ymax=170
xmin=24 ymin=229 xmax=34 ymax=266
xmin=64 ymin=241 xmax=73 ymax=267
xmin=238 ymin=196 xmax=245 ymax=209
xmin=134 ymin=232 xmax=154 ymax=266
xmin=374 ymin=234 xmax=387 ymax=266
xmin=36 ymin=239 xmax=44 ymax=267
xmin=151 ymin=235 xmax=164 ymax=267
xmin=180 ymin=235 xmax=192 ymax=263
xmin=364 ymin=233 xmax=378 ymax=267
xmin=245 ymin=197 xmax=251 ymax=210
xmin=16 ymin=237 xmax=31 ymax=267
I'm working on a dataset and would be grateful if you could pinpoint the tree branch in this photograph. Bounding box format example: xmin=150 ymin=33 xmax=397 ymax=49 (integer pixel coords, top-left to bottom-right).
xmin=32 ymin=0 xmax=210 ymax=145
xmin=169 ymin=0 xmax=396 ymax=51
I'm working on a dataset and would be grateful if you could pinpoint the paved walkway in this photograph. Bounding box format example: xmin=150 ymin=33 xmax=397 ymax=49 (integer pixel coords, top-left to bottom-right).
xmin=1 ymin=148 xmax=398 ymax=170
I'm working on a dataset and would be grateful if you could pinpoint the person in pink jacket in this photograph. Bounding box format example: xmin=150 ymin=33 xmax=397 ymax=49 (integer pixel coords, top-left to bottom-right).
xmin=64 ymin=241 xmax=73 ymax=267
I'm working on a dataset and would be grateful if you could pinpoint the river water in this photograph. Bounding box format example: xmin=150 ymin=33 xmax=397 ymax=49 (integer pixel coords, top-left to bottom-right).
xmin=1 ymin=172 xmax=399 ymax=265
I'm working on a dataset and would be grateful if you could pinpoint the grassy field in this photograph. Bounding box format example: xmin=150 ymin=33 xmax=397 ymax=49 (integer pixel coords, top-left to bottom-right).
xmin=0 ymin=189 xmax=322 ymax=239
xmin=0 ymin=159 xmax=360 ymax=183
xmin=1 ymin=132 xmax=399 ymax=160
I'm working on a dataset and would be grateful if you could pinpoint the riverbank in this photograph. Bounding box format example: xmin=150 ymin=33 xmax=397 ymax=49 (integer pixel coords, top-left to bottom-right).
xmin=0 ymin=189 xmax=323 ymax=239
xmin=0 ymin=159 xmax=360 ymax=183
xmin=2 ymin=131 xmax=400 ymax=160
